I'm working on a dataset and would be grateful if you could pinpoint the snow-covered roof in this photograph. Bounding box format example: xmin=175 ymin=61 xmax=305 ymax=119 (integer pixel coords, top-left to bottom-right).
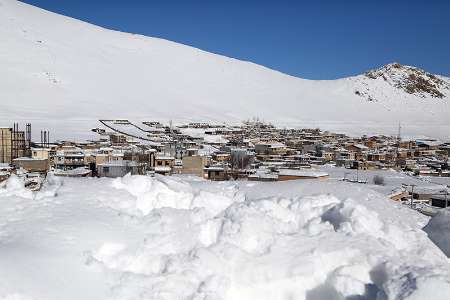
xmin=56 ymin=151 xmax=85 ymax=157
xmin=416 ymin=140 xmax=442 ymax=147
xmin=53 ymin=167 xmax=91 ymax=176
xmin=248 ymin=173 xmax=279 ymax=179
xmin=31 ymin=147 xmax=51 ymax=151
xmin=353 ymin=144 xmax=369 ymax=150
xmin=205 ymin=166 xmax=225 ymax=171
xmin=155 ymin=166 xmax=172 ymax=172
xmin=156 ymin=155 xmax=175 ymax=160
xmin=98 ymin=160 xmax=140 ymax=167
xmin=13 ymin=157 xmax=47 ymax=161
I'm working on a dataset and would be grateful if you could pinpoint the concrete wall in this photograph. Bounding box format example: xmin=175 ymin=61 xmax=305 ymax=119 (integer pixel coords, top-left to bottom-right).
xmin=181 ymin=156 xmax=207 ymax=177
xmin=97 ymin=165 xmax=137 ymax=178
xmin=13 ymin=158 xmax=49 ymax=172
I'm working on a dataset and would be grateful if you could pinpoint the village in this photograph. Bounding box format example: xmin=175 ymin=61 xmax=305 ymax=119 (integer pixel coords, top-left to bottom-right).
xmin=1 ymin=119 xmax=449 ymax=214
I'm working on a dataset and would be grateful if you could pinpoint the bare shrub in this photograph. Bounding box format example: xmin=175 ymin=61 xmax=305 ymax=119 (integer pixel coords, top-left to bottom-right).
xmin=373 ymin=175 xmax=385 ymax=185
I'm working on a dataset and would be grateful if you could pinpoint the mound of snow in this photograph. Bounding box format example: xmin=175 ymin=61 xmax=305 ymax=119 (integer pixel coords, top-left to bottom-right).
xmin=1 ymin=175 xmax=450 ymax=300
xmin=423 ymin=208 xmax=450 ymax=257
xmin=0 ymin=295 xmax=39 ymax=300
xmin=0 ymin=174 xmax=61 ymax=200
xmin=108 ymin=174 xmax=242 ymax=217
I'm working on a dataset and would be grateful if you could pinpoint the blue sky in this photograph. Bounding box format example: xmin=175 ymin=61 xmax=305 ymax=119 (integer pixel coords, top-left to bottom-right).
xmin=21 ymin=0 xmax=450 ymax=80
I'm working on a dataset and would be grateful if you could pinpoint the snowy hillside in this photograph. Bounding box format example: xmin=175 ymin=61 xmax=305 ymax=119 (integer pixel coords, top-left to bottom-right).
xmin=1 ymin=174 xmax=450 ymax=300
xmin=0 ymin=0 xmax=449 ymax=140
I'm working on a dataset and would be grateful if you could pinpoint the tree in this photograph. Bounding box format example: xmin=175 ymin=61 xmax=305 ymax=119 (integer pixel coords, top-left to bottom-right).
xmin=373 ymin=175 xmax=385 ymax=185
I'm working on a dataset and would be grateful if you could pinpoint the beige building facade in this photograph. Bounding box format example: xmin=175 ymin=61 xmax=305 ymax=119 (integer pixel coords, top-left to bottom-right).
xmin=0 ymin=127 xmax=26 ymax=164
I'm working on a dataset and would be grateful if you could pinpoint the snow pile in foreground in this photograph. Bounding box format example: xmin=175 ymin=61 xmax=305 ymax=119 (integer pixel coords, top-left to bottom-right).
xmin=1 ymin=175 xmax=450 ymax=300
xmin=108 ymin=175 xmax=241 ymax=216
xmin=423 ymin=209 xmax=450 ymax=258
xmin=0 ymin=174 xmax=61 ymax=200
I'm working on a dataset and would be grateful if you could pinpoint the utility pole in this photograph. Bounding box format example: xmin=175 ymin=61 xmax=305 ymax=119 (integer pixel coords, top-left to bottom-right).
xmin=439 ymin=190 xmax=448 ymax=209
xmin=402 ymin=183 xmax=417 ymax=209
xmin=395 ymin=122 xmax=401 ymax=168
xmin=0 ymin=130 xmax=2 ymax=163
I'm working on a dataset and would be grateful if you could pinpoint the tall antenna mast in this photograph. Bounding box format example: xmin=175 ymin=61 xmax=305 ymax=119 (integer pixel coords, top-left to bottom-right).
xmin=169 ymin=120 xmax=177 ymax=157
xmin=395 ymin=122 xmax=401 ymax=168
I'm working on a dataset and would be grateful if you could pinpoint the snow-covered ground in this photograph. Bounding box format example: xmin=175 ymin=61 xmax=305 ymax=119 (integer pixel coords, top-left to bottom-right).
xmin=318 ymin=165 xmax=450 ymax=196
xmin=1 ymin=0 xmax=449 ymax=141
xmin=1 ymin=174 xmax=450 ymax=300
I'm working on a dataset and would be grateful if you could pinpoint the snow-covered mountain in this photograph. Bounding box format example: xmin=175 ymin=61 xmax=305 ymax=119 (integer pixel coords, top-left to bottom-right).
xmin=1 ymin=0 xmax=449 ymax=140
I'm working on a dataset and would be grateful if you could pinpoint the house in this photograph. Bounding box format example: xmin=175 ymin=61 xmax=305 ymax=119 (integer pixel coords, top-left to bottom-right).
xmin=13 ymin=157 xmax=48 ymax=173
xmin=346 ymin=144 xmax=369 ymax=153
xmin=415 ymin=140 xmax=439 ymax=156
xmin=204 ymin=166 xmax=227 ymax=181
xmin=110 ymin=134 xmax=127 ymax=145
xmin=346 ymin=144 xmax=368 ymax=160
xmin=255 ymin=142 xmax=287 ymax=155
xmin=334 ymin=149 xmax=355 ymax=161
xmin=430 ymin=194 xmax=450 ymax=208
xmin=213 ymin=153 xmax=230 ymax=162
xmin=185 ymin=148 xmax=199 ymax=157
xmin=321 ymin=151 xmax=334 ymax=161
xmin=154 ymin=155 xmax=175 ymax=174
xmin=411 ymin=187 xmax=440 ymax=202
xmin=55 ymin=147 xmax=86 ymax=170
xmin=32 ymin=147 xmax=57 ymax=166
xmin=188 ymin=122 xmax=210 ymax=129
xmin=368 ymin=152 xmax=386 ymax=162
xmin=363 ymin=140 xmax=379 ymax=149
xmin=351 ymin=160 xmax=373 ymax=170
xmin=248 ymin=170 xmax=278 ymax=182
xmin=95 ymin=148 xmax=124 ymax=165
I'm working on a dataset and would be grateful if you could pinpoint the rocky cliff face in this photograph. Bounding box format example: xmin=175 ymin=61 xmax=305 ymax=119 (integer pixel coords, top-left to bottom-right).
xmin=364 ymin=63 xmax=450 ymax=99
